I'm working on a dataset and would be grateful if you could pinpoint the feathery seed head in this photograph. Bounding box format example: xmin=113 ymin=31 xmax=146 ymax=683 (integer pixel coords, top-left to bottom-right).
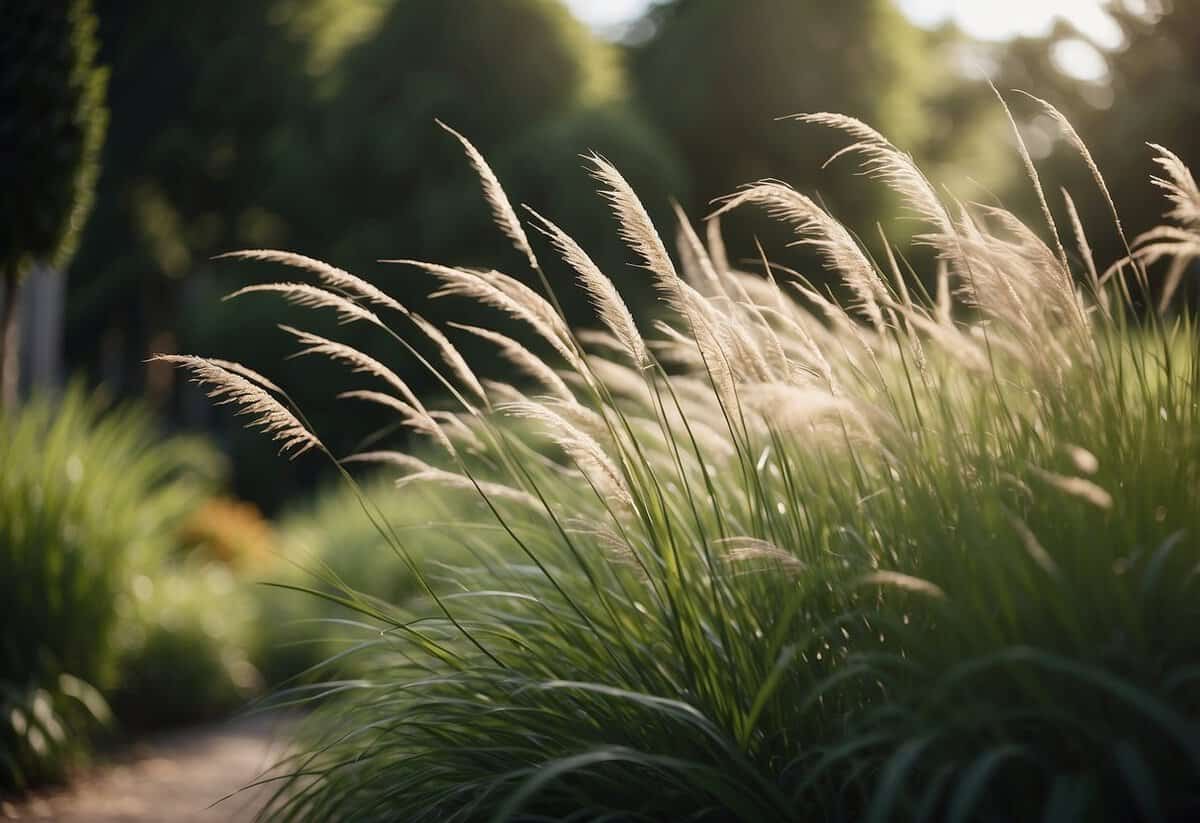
xmin=153 ymin=354 xmax=319 ymax=457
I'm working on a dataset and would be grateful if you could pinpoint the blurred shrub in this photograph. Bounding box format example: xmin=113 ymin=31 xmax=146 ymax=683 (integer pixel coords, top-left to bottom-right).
xmin=178 ymin=496 xmax=276 ymax=569
xmin=0 ymin=675 xmax=111 ymax=794
xmin=111 ymin=559 xmax=262 ymax=730
xmin=0 ymin=386 xmax=220 ymax=788
xmin=257 ymin=468 xmax=525 ymax=684
xmin=256 ymin=476 xmax=430 ymax=684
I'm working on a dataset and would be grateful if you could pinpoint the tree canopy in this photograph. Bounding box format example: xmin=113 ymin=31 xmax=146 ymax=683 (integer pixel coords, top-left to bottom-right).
xmin=633 ymin=0 xmax=931 ymax=236
xmin=1 ymin=0 xmax=108 ymax=277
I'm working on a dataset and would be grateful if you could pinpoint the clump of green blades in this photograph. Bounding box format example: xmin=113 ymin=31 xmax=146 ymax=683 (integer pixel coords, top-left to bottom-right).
xmin=172 ymin=103 xmax=1200 ymax=822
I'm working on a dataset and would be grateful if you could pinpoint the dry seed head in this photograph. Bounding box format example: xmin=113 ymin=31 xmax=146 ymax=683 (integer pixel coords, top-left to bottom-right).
xmin=526 ymin=207 xmax=648 ymax=368
xmin=705 ymin=215 xmax=732 ymax=277
xmin=857 ymin=571 xmax=946 ymax=599
xmin=437 ymin=120 xmax=539 ymax=272
xmin=1061 ymin=189 xmax=1104 ymax=305
xmin=219 ymin=249 xmax=409 ymax=316
xmin=1149 ymin=143 xmax=1200 ymax=228
xmin=281 ymin=326 xmax=422 ymax=409
xmin=585 ymin=358 xmax=653 ymax=407
xmin=500 ymin=398 xmax=633 ymax=510
xmin=1065 ymin=445 xmax=1100 ymax=475
xmin=743 ymin=383 xmax=859 ymax=434
xmin=796 ymin=112 xmax=960 ymax=275
xmin=716 ymin=537 xmax=806 ymax=573
xmin=715 ymin=182 xmax=887 ymax=331
xmin=154 ymin=355 xmax=319 ymax=458
xmin=1006 ymin=513 xmax=1061 ymax=578
xmin=397 ymin=260 xmax=581 ymax=370
xmin=428 ymin=410 xmax=487 ymax=452
xmin=565 ymin=518 xmax=649 ymax=581
xmin=1030 ymin=466 xmax=1113 ymax=510
xmin=486 ymin=269 xmax=574 ymax=346
xmin=588 ymin=153 xmax=681 ymax=305
xmin=342 ymin=450 xmax=431 ymax=472
xmin=787 ymin=112 xmax=892 ymax=150
xmin=1018 ymin=92 xmax=1133 ymax=263
xmin=226 ymin=282 xmax=382 ymax=327
xmin=206 ymin=358 xmax=284 ymax=395
xmin=673 ymin=202 xmax=723 ymax=295
xmin=449 ymin=323 xmax=576 ymax=403
xmin=994 ymin=89 xmax=1073 ymax=281
xmin=408 ymin=313 xmax=487 ymax=407
xmin=338 ymin=389 xmax=455 ymax=454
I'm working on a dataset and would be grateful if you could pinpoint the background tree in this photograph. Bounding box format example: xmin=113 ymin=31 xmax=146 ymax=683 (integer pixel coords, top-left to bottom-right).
xmin=300 ymin=0 xmax=667 ymax=275
xmin=999 ymin=0 xmax=1198 ymax=288
xmin=206 ymin=0 xmax=685 ymax=509
xmin=0 ymin=0 xmax=107 ymax=407
xmin=53 ymin=0 xmax=1200 ymax=509
xmin=70 ymin=0 xmax=317 ymax=400
xmin=69 ymin=0 xmax=685 ymax=509
xmin=632 ymin=0 xmax=932 ymax=263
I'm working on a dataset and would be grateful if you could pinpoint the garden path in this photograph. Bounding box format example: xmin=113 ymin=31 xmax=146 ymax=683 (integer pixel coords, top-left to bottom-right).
xmin=2 ymin=714 xmax=288 ymax=822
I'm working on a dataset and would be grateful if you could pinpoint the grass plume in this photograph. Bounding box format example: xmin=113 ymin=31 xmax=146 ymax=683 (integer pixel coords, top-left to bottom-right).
xmin=168 ymin=108 xmax=1200 ymax=822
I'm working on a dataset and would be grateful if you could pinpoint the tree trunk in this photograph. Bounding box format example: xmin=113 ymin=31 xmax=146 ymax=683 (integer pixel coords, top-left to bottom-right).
xmin=21 ymin=263 xmax=65 ymax=396
xmin=0 ymin=267 xmax=20 ymax=410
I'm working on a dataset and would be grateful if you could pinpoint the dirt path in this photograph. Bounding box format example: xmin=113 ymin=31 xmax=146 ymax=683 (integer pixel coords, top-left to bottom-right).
xmin=2 ymin=714 xmax=291 ymax=822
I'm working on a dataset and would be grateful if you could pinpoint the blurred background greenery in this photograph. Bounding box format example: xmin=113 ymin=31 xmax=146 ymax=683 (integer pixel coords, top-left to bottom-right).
xmin=0 ymin=0 xmax=1186 ymax=503
xmin=1 ymin=0 xmax=1197 ymax=789
xmin=3 ymin=0 xmax=1185 ymax=512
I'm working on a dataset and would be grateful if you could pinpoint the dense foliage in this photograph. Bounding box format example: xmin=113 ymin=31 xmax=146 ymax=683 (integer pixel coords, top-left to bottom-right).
xmin=172 ymin=99 xmax=1200 ymax=820
xmin=0 ymin=388 xmax=239 ymax=788
xmin=111 ymin=557 xmax=262 ymax=730
xmin=0 ymin=0 xmax=107 ymax=276
xmin=54 ymin=0 xmax=1200 ymax=514
xmin=9 ymin=0 xmax=1200 ymax=814
xmin=634 ymin=0 xmax=929 ymax=236
xmin=73 ymin=0 xmax=684 ymax=509
xmin=0 ymin=0 xmax=107 ymax=404
xmin=256 ymin=465 xmax=531 ymax=684
xmin=997 ymin=0 xmax=1200 ymax=281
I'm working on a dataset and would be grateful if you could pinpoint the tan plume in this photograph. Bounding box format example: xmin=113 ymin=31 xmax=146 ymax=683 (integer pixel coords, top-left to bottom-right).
xmin=527 ymin=207 xmax=647 ymax=368
xmin=437 ymin=120 xmax=539 ymax=271
xmin=153 ymin=355 xmax=318 ymax=458
xmin=226 ymin=282 xmax=382 ymax=326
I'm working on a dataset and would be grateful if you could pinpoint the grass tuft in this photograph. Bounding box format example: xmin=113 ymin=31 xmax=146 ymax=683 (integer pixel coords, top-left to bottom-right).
xmin=175 ymin=101 xmax=1200 ymax=821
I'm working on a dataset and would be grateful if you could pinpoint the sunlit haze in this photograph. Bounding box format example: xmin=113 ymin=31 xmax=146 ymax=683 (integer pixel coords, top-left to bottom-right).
xmin=897 ymin=0 xmax=1122 ymax=45
xmin=565 ymin=0 xmax=1124 ymax=52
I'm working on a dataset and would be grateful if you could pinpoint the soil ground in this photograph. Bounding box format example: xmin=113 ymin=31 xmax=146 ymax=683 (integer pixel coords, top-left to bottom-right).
xmin=2 ymin=714 xmax=290 ymax=822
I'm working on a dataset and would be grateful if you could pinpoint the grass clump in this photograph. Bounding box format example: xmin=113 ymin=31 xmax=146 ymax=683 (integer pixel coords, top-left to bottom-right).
xmin=172 ymin=101 xmax=1200 ymax=821
xmin=258 ymin=452 xmax=532 ymax=684
xmin=0 ymin=386 xmax=222 ymax=788
xmin=0 ymin=387 xmax=273 ymax=787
